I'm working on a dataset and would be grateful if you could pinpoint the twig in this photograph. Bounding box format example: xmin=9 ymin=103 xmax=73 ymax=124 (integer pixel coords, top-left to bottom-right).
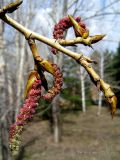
xmin=59 ymin=35 xmax=106 ymax=46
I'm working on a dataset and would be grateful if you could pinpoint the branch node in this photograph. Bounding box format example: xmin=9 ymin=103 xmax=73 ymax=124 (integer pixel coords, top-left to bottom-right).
xmin=76 ymin=54 xmax=83 ymax=63
xmin=26 ymin=33 xmax=33 ymax=41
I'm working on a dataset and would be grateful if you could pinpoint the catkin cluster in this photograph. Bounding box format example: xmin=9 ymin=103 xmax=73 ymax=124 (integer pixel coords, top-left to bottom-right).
xmin=9 ymin=79 xmax=41 ymax=153
xmin=51 ymin=16 xmax=86 ymax=54
xmin=42 ymin=64 xmax=63 ymax=101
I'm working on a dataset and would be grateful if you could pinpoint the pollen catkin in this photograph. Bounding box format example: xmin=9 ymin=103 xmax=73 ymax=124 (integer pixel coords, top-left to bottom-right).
xmin=9 ymin=79 xmax=41 ymax=155
xmin=51 ymin=16 xmax=87 ymax=54
xmin=42 ymin=64 xmax=63 ymax=101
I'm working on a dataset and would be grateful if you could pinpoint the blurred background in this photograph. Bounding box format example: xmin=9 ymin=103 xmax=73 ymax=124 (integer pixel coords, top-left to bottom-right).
xmin=0 ymin=0 xmax=120 ymax=159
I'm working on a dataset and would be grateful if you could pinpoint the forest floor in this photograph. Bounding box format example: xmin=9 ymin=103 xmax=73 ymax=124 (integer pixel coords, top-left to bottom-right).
xmin=20 ymin=106 xmax=120 ymax=160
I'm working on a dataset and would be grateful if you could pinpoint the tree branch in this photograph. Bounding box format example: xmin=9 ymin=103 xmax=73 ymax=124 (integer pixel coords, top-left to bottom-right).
xmin=59 ymin=35 xmax=106 ymax=47
xmin=0 ymin=1 xmax=117 ymax=117
xmin=84 ymin=12 xmax=120 ymax=21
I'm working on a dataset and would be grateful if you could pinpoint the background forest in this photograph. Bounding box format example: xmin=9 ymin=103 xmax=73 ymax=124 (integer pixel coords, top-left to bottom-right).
xmin=0 ymin=0 xmax=120 ymax=160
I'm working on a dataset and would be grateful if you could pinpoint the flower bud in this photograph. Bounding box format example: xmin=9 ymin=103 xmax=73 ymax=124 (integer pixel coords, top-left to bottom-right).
xmin=110 ymin=96 xmax=117 ymax=118
xmin=91 ymin=35 xmax=106 ymax=44
xmin=38 ymin=60 xmax=55 ymax=75
xmin=24 ymin=70 xmax=40 ymax=98
xmin=68 ymin=15 xmax=89 ymax=38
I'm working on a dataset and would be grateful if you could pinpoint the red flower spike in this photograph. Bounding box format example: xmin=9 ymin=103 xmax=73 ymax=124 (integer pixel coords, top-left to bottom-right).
xmin=9 ymin=79 xmax=41 ymax=153
xmin=42 ymin=64 xmax=63 ymax=101
xmin=51 ymin=16 xmax=81 ymax=55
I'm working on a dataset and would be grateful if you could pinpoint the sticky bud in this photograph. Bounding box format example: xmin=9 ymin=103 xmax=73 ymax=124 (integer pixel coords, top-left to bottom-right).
xmin=39 ymin=60 xmax=55 ymax=75
xmin=24 ymin=70 xmax=40 ymax=98
xmin=106 ymin=95 xmax=117 ymax=119
xmin=68 ymin=15 xmax=89 ymax=38
xmin=91 ymin=34 xmax=106 ymax=44
xmin=35 ymin=56 xmax=55 ymax=75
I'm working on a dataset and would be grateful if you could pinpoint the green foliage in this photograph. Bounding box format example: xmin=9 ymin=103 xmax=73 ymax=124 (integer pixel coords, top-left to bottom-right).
xmin=111 ymin=42 xmax=120 ymax=107
xmin=112 ymin=42 xmax=120 ymax=82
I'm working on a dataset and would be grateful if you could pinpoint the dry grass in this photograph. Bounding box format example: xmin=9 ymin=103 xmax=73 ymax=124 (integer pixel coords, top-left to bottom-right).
xmin=20 ymin=106 xmax=120 ymax=160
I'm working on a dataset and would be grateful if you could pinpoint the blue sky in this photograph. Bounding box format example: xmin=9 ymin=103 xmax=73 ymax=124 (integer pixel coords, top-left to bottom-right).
xmin=4 ymin=0 xmax=120 ymax=53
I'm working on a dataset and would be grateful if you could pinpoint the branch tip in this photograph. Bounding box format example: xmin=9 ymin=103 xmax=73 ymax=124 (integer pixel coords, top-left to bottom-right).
xmin=0 ymin=0 xmax=23 ymax=15
xmin=90 ymin=34 xmax=106 ymax=44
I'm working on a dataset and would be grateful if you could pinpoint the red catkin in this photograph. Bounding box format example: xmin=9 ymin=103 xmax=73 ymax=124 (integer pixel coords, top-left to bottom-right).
xmin=42 ymin=64 xmax=63 ymax=101
xmin=9 ymin=79 xmax=41 ymax=152
xmin=51 ymin=16 xmax=87 ymax=54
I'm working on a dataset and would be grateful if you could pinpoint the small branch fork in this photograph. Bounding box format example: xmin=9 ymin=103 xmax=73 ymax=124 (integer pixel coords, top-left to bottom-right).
xmin=0 ymin=0 xmax=117 ymax=117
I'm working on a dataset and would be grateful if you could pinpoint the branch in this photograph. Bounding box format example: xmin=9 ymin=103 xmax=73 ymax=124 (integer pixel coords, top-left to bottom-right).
xmin=97 ymin=0 xmax=120 ymax=13
xmin=0 ymin=14 xmax=83 ymax=60
xmin=84 ymin=12 xmax=120 ymax=21
xmin=0 ymin=14 xmax=105 ymax=57
xmin=76 ymin=56 xmax=117 ymax=118
xmin=59 ymin=35 xmax=106 ymax=47
xmin=0 ymin=1 xmax=117 ymax=117
xmin=83 ymin=0 xmax=120 ymax=21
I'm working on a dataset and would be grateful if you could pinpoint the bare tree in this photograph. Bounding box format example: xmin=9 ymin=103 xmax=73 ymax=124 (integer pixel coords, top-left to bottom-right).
xmin=49 ymin=0 xmax=68 ymax=143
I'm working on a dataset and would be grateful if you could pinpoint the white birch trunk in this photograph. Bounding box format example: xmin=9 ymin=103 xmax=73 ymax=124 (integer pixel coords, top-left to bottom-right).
xmin=50 ymin=0 xmax=68 ymax=143
xmin=52 ymin=95 xmax=61 ymax=143
xmin=80 ymin=66 xmax=86 ymax=113
xmin=97 ymin=53 xmax=104 ymax=115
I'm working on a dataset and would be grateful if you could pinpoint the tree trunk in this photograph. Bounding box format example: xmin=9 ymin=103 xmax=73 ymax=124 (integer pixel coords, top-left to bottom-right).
xmin=52 ymin=95 xmax=61 ymax=143
xmin=97 ymin=52 xmax=104 ymax=115
xmin=1 ymin=121 xmax=11 ymax=160
xmin=50 ymin=0 xmax=68 ymax=143
xmin=80 ymin=66 xmax=86 ymax=113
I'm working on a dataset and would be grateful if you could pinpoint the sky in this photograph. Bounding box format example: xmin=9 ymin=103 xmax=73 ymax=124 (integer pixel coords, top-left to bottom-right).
xmin=3 ymin=0 xmax=120 ymax=54
xmin=33 ymin=0 xmax=120 ymax=53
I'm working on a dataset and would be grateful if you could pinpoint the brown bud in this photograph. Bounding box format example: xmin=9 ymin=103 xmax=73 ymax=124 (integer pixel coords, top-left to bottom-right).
xmin=24 ymin=70 xmax=40 ymax=98
xmin=68 ymin=15 xmax=89 ymax=38
xmin=107 ymin=96 xmax=117 ymax=118
xmin=90 ymin=35 xmax=106 ymax=44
